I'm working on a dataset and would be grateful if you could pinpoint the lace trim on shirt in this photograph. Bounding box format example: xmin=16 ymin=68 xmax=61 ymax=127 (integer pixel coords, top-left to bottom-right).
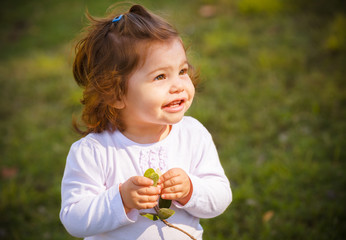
xmin=139 ymin=146 xmax=167 ymax=174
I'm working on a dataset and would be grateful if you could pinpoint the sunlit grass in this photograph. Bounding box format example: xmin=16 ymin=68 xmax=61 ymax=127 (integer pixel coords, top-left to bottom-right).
xmin=1 ymin=0 xmax=345 ymax=239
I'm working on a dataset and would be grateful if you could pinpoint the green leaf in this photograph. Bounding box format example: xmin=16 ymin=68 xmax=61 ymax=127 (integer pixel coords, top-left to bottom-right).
xmin=159 ymin=196 xmax=172 ymax=208
xmin=144 ymin=168 xmax=155 ymax=178
xmin=140 ymin=212 xmax=160 ymax=221
xmin=144 ymin=168 xmax=159 ymax=187
xmin=158 ymin=208 xmax=175 ymax=220
xmin=149 ymin=172 xmax=159 ymax=187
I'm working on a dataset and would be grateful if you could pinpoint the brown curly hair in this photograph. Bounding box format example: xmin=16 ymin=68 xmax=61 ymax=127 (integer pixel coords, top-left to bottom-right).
xmin=72 ymin=4 xmax=199 ymax=136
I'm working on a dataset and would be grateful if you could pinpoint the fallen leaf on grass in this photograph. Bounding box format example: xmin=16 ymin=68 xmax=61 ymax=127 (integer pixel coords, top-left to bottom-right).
xmin=262 ymin=210 xmax=274 ymax=223
xmin=199 ymin=5 xmax=217 ymax=18
xmin=1 ymin=167 xmax=18 ymax=179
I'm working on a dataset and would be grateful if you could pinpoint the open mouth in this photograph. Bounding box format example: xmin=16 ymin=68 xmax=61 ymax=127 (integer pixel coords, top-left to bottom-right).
xmin=163 ymin=99 xmax=185 ymax=108
xmin=162 ymin=99 xmax=186 ymax=113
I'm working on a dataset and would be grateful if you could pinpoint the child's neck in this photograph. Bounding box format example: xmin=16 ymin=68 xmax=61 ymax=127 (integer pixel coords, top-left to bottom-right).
xmin=121 ymin=124 xmax=171 ymax=144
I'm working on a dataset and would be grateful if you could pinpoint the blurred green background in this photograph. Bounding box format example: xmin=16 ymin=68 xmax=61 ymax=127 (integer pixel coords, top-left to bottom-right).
xmin=0 ymin=0 xmax=345 ymax=239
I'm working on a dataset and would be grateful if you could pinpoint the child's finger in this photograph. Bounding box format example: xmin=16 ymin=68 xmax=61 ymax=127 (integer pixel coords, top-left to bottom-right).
xmin=160 ymin=168 xmax=180 ymax=182
xmin=160 ymin=169 xmax=183 ymax=188
xmin=161 ymin=192 xmax=182 ymax=200
xmin=161 ymin=176 xmax=183 ymax=189
xmin=139 ymin=201 xmax=158 ymax=209
xmin=138 ymin=194 xmax=159 ymax=203
xmin=137 ymin=186 xmax=161 ymax=195
xmin=161 ymin=183 xmax=184 ymax=194
xmin=131 ymin=176 xmax=154 ymax=186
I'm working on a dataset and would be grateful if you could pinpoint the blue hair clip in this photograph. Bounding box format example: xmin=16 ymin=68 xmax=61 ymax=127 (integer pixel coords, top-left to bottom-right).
xmin=112 ymin=14 xmax=123 ymax=23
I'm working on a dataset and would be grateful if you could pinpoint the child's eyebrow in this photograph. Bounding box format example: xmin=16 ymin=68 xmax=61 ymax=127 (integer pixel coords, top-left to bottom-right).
xmin=147 ymin=60 xmax=189 ymax=76
xmin=148 ymin=66 xmax=171 ymax=76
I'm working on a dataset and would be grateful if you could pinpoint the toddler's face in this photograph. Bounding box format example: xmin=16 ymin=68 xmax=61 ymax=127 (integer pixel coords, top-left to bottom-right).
xmin=120 ymin=38 xmax=195 ymax=131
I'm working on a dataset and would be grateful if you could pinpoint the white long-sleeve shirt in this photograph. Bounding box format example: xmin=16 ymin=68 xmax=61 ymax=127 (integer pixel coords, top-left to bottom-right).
xmin=60 ymin=116 xmax=232 ymax=240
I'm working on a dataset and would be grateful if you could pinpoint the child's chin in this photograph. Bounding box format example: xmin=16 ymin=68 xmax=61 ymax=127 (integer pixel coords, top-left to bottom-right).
xmin=167 ymin=115 xmax=185 ymax=125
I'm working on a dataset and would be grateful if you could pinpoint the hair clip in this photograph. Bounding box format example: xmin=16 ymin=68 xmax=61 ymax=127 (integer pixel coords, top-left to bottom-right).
xmin=112 ymin=14 xmax=123 ymax=23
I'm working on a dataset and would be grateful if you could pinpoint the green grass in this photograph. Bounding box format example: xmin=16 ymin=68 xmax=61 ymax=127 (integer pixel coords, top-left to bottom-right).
xmin=1 ymin=0 xmax=345 ymax=239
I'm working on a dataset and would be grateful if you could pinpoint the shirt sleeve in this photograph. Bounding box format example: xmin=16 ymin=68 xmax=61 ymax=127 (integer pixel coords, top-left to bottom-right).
xmin=59 ymin=138 xmax=138 ymax=238
xmin=173 ymin=119 xmax=232 ymax=219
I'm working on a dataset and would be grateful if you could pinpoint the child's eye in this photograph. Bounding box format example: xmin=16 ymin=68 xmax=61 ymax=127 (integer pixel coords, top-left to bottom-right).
xmin=179 ymin=68 xmax=188 ymax=75
xmin=154 ymin=74 xmax=166 ymax=81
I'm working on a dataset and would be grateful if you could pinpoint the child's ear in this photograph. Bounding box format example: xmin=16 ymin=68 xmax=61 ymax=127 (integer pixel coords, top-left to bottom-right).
xmin=110 ymin=99 xmax=125 ymax=109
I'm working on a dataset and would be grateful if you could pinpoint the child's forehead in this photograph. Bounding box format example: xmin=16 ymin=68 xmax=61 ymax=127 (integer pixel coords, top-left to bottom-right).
xmin=136 ymin=38 xmax=185 ymax=65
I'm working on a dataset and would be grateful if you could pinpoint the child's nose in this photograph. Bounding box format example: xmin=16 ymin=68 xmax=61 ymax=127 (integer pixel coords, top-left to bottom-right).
xmin=169 ymin=76 xmax=184 ymax=94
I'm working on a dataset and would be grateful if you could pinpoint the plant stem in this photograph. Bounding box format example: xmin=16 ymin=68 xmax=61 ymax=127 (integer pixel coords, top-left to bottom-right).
xmin=154 ymin=206 xmax=196 ymax=240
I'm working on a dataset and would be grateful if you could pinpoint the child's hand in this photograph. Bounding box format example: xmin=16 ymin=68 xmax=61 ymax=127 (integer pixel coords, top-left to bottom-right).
xmin=120 ymin=176 xmax=161 ymax=213
xmin=160 ymin=168 xmax=192 ymax=206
